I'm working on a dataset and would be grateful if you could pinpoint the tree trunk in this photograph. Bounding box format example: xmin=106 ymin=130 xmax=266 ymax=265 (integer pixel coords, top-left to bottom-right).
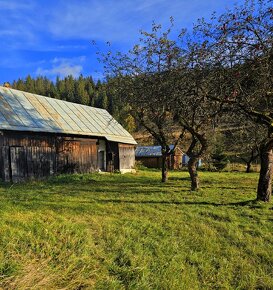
xmin=185 ymin=132 xmax=208 ymax=191
xmin=161 ymin=153 xmax=168 ymax=183
xmin=257 ymin=140 xmax=273 ymax=202
xmin=246 ymin=161 xmax=251 ymax=173
xmin=244 ymin=149 xmax=259 ymax=173
xmin=188 ymin=157 xmax=199 ymax=190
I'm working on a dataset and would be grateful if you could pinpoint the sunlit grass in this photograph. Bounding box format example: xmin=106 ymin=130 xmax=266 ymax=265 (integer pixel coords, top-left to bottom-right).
xmin=0 ymin=170 xmax=272 ymax=289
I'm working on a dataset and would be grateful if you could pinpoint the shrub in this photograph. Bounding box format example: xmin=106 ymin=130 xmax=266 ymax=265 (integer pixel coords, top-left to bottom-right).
xmin=211 ymin=148 xmax=229 ymax=171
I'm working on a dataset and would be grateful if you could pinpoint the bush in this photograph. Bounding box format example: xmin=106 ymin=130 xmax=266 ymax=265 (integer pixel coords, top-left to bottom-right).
xmin=211 ymin=148 xmax=229 ymax=171
xmin=133 ymin=160 xmax=148 ymax=171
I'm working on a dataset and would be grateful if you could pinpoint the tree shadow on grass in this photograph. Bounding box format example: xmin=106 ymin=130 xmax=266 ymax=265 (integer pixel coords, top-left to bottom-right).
xmin=93 ymin=198 xmax=258 ymax=207
xmin=169 ymin=176 xmax=191 ymax=181
xmin=12 ymin=198 xmax=263 ymax=215
xmin=201 ymin=185 xmax=255 ymax=190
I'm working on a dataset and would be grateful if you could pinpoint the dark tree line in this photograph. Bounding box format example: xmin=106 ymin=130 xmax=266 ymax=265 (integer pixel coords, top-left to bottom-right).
xmin=12 ymin=75 xmax=109 ymax=108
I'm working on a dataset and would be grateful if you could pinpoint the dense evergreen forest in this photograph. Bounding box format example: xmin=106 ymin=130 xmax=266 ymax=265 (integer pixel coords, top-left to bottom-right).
xmin=8 ymin=75 xmax=136 ymax=133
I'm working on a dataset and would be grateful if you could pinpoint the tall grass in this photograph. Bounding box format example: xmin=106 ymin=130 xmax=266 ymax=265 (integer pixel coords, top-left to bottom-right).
xmin=0 ymin=170 xmax=272 ymax=289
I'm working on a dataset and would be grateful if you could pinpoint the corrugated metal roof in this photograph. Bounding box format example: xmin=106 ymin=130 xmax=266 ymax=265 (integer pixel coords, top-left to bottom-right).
xmin=0 ymin=86 xmax=137 ymax=145
xmin=135 ymin=145 xmax=176 ymax=157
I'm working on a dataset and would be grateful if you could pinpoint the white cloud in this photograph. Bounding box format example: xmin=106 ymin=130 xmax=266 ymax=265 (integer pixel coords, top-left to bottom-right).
xmin=0 ymin=0 xmax=243 ymax=51
xmin=0 ymin=0 xmax=244 ymax=83
xmin=36 ymin=56 xmax=86 ymax=78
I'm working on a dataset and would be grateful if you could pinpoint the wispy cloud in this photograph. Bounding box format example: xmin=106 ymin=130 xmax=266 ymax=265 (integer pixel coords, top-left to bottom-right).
xmin=48 ymin=0 xmax=168 ymax=42
xmin=0 ymin=0 xmax=33 ymax=10
xmin=0 ymin=0 xmax=245 ymax=83
xmin=47 ymin=0 xmax=236 ymax=43
xmin=36 ymin=56 xmax=86 ymax=78
xmin=0 ymin=0 xmax=243 ymax=48
xmin=0 ymin=0 xmax=39 ymax=49
xmin=0 ymin=57 xmax=46 ymax=69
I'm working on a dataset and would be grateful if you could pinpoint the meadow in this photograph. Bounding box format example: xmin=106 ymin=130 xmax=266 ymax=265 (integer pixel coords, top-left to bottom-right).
xmin=0 ymin=170 xmax=272 ymax=289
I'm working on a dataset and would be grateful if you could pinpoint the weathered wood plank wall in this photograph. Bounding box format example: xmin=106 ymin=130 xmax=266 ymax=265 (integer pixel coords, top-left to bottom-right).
xmin=57 ymin=138 xmax=98 ymax=174
xmin=0 ymin=131 xmax=98 ymax=182
xmin=0 ymin=131 xmax=135 ymax=182
xmin=136 ymin=154 xmax=183 ymax=170
xmin=119 ymin=144 xmax=135 ymax=170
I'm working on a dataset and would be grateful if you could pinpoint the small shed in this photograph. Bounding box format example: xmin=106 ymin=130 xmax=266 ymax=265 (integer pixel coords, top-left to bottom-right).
xmin=135 ymin=145 xmax=184 ymax=169
xmin=0 ymin=86 xmax=137 ymax=182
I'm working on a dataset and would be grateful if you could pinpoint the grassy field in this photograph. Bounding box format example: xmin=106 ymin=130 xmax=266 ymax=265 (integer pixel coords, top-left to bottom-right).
xmin=0 ymin=170 xmax=272 ymax=289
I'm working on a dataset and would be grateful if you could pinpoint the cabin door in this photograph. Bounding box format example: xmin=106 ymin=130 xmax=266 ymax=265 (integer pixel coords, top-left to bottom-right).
xmin=98 ymin=140 xmax=106 ymax=171
xmin=98 ymin=151 xmax=105 ymax=170
xmin=9 ymin=146 xmax=27 ymax=182
xmin=9 ymin=146 xmax=55 ymax=182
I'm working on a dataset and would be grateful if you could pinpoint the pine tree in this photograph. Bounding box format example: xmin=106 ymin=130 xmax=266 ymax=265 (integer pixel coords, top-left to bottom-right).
xmin=25 ymin=75 xmax=35 ymax=93
xmin=65 ymin=75 xmax=75 ymax=102
xmin=12 ymin=79 xmax=25 ymax=91
xmin=56 ymin=76 xmax=65 ymax=99
xmin=86 ymin=79 xmax=95 ymax=106
xmin=124 ymin=114 xmax=136 ymax=133
xmin=100 ymin=90 xmax=108 ymax=110
xmin=75 ymin=75 xmax=90 ymax=105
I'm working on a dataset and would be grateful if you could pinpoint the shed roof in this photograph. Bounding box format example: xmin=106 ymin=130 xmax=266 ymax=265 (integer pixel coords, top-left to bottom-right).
xmin=135 ymin=145 xmax=182 ymax=157
xmin=0 ymin=86 xmax=136 ymax=145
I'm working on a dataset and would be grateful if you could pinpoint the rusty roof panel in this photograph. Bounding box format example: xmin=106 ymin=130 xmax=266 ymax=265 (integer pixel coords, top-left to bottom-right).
xmin=103 ymin=112 xmax=131 ymax=137
xmin=64 ymin=102 xmax=91 ymax=133
xmin=80 ymin=105 xmax=108 ymax=134
xmin=10 ymin=89 xmax=50 ymax=129
xmin=0 ymin=110 xmax=9 ymax=126
xmin=0 ymin=89 xmax=37 ymax=128
xmin=0 ymin=86 xmax=136 ymax=145
xmin=23 ymin=92 xmax=58 ymax=129
xmin=0 ymin=92 xmax=24 ymax=126
xmin=93 ymin=109 xmax=117 ymax=135
xmin=53 ymin=98 xmax=84 ymax=132
xmin=37 ymin=96 xmax=74 ymax=132
xmin=74 ymin=104 xmax=102 ymax=133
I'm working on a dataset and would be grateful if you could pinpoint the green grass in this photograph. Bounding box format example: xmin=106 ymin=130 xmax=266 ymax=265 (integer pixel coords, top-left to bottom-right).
xmin=0 ymin=170 xmax=272 ymax=289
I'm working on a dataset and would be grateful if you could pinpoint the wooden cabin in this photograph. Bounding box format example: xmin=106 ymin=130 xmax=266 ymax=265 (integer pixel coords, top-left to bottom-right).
xmin=135 ymin=145 xmax=184 ymax=169
xmin=0 ymin=86 xmax=137 ymax=182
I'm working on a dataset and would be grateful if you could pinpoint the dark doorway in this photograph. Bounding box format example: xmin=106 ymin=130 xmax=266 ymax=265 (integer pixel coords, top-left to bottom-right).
xmin=98 ymin=151 xmax=105 ymax=170
xmin=10 ymin=146 xmax=27 ymax=182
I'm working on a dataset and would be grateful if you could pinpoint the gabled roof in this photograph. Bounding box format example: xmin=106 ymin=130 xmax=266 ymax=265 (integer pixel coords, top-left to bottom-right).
xmin=0 ymin=86 xmax=136 ymax=145
xmin=135 ymin=145 xmax=182 ymax=157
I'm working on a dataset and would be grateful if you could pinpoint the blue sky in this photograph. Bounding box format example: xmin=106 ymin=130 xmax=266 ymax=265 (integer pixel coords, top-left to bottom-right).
xmin=0 ymin=0 xmax=244 ymax=84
